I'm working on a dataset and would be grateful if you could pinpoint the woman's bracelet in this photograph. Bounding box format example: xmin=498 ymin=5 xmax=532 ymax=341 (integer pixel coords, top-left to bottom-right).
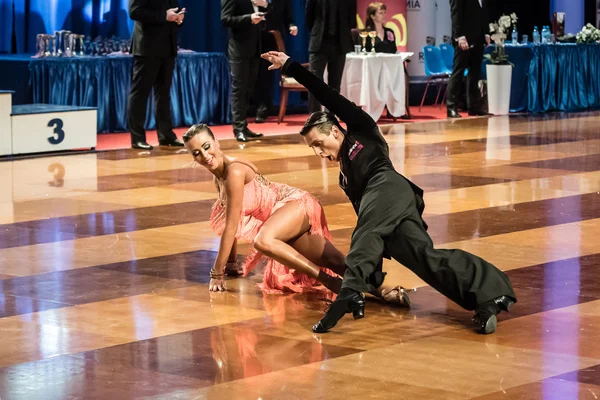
xmin=210 ymin=267 xmax=224 ymax=279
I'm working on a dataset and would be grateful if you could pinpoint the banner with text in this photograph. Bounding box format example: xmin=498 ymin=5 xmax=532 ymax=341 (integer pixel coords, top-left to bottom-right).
xmin=406 ymin=0 xmax=436 ymax=76
xmin=356 ymin=0 xmax=407 ymax=51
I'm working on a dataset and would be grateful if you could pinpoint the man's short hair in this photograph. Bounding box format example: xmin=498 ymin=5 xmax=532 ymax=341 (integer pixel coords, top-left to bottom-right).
xmin=300 ymin=111 xmax=344 ymax=136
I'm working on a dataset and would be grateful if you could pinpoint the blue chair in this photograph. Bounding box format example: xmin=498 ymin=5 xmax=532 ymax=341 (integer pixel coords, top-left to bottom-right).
xmin=438 ymin=43 xmax=454 ymax=72
xmin=420 ymin=45 xmax=450 ymax=111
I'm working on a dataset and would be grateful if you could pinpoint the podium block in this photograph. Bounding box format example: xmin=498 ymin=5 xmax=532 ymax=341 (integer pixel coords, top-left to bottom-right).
xmin=11 ymin=104 xmax=97 ymax=155
xmin=0 ymin=91 xmax=12 ymax=156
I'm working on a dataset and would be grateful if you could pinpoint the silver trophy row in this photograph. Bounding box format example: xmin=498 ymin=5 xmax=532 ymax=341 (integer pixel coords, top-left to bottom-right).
xmin=34 ymin=31 xmax=85 ymax=58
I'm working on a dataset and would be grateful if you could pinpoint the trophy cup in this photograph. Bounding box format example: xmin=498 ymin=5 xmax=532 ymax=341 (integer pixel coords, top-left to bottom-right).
xmin=34 ymin=34 xmax=45 ymax=58
xmin=63 ymin=31 xmax=73 ymax=57
xmin=72 ymin=34 xmax=84 ymax=56
xmin=359 ymin=31 xmax=368 ymax=53
xmin=54 ymin=31 xmax=63 ymax=56
xmin=368 ymin=31 xmax=377 ymax=53
xmin=43 ymin=34 xmax=56 ymax=57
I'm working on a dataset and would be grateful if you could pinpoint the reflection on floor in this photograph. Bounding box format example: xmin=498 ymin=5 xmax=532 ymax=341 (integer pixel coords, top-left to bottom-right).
xmin=0 ymin=112 xmax=599 ymax=399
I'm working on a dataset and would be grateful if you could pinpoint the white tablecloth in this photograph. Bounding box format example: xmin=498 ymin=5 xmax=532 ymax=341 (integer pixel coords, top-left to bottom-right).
xmin=339 ymin=53 xmax=412 ymax=122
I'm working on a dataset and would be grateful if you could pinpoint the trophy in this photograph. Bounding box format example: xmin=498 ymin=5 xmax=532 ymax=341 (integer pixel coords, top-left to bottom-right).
xmin=368 ymin=31 xmax=377 ymax=53
xmin=72 ymin=34 xmax=85 ymax=56
xmin=43 ymin=34 xmax=56 ymax=56
xmin=54 ymin=31 xmax=63 ymax=56
xmin=34 ymin=34 xmax=45 ymax=58
xmin=359 ymin=31 xmax=368 ymax=53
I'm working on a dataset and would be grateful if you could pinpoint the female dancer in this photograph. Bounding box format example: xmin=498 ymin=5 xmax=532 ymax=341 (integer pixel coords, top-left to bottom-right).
xmin=183 ymin=123 xmax=410 ymax=306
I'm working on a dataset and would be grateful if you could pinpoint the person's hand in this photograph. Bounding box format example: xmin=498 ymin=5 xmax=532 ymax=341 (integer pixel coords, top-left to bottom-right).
xmin=261 ymin=51 xmax=290 ymax=70
xmin=209 ymin=267 xmax=226 ymax=292
xmin=458 ymin=37 xmax=469 ymax=50
xmin=289 ymin=26 xmax=298 ymax=36
xmin=251 ymin=12 xmax=265 ymax=24
xmin=209 ymin=277 xmax=226 ymax=292
xmin=177 ymin=8 xmax=186 ymax=24
xmin=252 ymin=0 xmax=268 ymax=7
xmin=166 ymin=8 xmax=182 ymax=22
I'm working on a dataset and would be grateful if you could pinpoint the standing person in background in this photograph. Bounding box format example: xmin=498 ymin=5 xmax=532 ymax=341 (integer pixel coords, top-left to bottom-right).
xmin=127 ymin=0 xmax=186 ymax=150
xmin=305 ymin=0 xmax=356 ymax=113
xmin=221 ymin=0 xmax=267 ymax=142
xmin=446 ymin=0 xmax=491 ymax=118
xmin=253 ymin=0 xmax=298 ymax=123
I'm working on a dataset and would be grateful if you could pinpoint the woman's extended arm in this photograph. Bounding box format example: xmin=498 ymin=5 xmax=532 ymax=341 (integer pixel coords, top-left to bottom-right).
xmin=210 ymin=166 xmax=246 ymax=291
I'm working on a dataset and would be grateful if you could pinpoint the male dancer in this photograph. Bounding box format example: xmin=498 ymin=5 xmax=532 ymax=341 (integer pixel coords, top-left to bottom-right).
xmin=262 ymin=50 xmax=516 ymax=335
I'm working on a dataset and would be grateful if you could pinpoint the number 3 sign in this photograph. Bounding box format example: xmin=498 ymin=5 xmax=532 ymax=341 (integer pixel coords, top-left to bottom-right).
xmin=47 ymin=118 xmax=65 ymax=145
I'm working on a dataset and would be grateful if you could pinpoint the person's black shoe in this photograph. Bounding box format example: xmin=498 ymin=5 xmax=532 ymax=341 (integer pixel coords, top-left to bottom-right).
xmin=447 ymin=108 xmax=462 ymax=118
xmin=312 ymin=288 xmax=365 ymax=333
xmin=473 ymin=295 xmax=515 ymax=334
xmin=159 ymin=138 xmax=184 ymax=147
xmin=132 ymin=142 xmax=153 ymax=150
xmin=235 ymin=132 xmax=248 ymax=142
xmin=244 ymin=128 xmax=264 ymax=138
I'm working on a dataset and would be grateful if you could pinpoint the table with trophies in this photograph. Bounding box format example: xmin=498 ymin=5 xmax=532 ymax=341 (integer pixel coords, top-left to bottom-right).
xmin=0 ymin=31 xmax=232 ymax=133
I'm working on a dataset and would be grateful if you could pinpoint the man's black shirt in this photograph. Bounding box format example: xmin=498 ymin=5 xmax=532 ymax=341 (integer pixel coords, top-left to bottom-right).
xmin=281 ymin=59 xmax=424 ymax=215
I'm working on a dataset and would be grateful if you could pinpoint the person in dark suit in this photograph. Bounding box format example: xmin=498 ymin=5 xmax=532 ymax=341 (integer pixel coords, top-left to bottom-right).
xmin=363 ymin=2 xmax=397 ymax=54
xmin=446 ymin=0 xmax=491 ymax=118
xmin=127 ymin=0 xmax=186 ymax=150
xmin=221 ymin=0 xmax=266 ymax=142
xmin=253 ymin=0 xmax=298 ymax=123
xmin=306 ymin=0 xmax=356 ymax=113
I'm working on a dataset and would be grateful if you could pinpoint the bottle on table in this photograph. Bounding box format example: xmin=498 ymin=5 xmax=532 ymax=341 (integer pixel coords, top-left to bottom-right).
xmin=512 ymin=26 xmax=519 ymax=45
xmin=533 ymin=26 xmax=540 ymax=44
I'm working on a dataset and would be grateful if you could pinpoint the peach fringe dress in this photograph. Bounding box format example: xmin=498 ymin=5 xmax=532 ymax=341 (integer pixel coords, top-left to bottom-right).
xmin=209 ymin=161 xmax=337 ymax=294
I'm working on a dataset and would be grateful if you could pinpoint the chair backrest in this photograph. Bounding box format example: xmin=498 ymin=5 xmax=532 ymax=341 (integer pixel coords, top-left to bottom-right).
xmin=422 ymin=45 xmax=447 ymax=76
xmin=438 ymin=43 xmax=454 ymax=71
xmin=269 ymin=30 xmax=286 ymax=53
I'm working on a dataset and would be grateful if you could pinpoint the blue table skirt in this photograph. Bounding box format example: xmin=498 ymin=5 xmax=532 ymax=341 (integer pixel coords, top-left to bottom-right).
xmin=27 ymin=52 xmax=231 ymax=133
xmin=483 ymin=43 xmax=600 ymax=114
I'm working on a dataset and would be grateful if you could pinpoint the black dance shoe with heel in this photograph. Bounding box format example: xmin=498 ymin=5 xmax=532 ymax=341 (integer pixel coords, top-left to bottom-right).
xmin=473 ymin=295 xmax=515 ymax=334
xmin=312 ymin=288 xmax=365 ymax=333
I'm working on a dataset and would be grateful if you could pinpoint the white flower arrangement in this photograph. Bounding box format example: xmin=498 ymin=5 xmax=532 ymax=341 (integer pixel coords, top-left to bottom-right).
xmin=485 ymin=13 xmax=518 ymax=65
xmin=576 ymin=23 xmax=600 ymax=44
xmin=488 ymin=13 xmax=518 ymax=46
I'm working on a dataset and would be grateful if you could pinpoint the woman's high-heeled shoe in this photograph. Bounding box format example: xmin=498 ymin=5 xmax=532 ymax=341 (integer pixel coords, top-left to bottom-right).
xmin=378 ymin=286 xmax=414 ymax=308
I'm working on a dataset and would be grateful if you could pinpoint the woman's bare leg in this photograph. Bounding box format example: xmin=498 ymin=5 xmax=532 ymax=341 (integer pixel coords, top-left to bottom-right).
xmin=253 ymin=201 xmax=342 ymax=292
xmin=290 ymin=233 xmax=410 ymax=305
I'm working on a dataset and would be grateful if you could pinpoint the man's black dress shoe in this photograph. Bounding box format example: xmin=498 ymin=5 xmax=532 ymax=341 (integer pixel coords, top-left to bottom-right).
xmin=132 ymin=142 xmax=153 ymax=150
xmin=312 ymin=288 xmax=365 ymax=333
xmin=235 ymin=132 xmax=248 ymax=142
xmin=447 ymin=108 xmax=462 ymax=118
xmin=159 ymin=138 xmax=184 ymax=147
xmin=244 ymin=128 xmax=264 ymax=138
xmin=473 ymin=295 xmax=515 ymax=334
xmin=255 ymin=111 xmax=268 ymax=124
